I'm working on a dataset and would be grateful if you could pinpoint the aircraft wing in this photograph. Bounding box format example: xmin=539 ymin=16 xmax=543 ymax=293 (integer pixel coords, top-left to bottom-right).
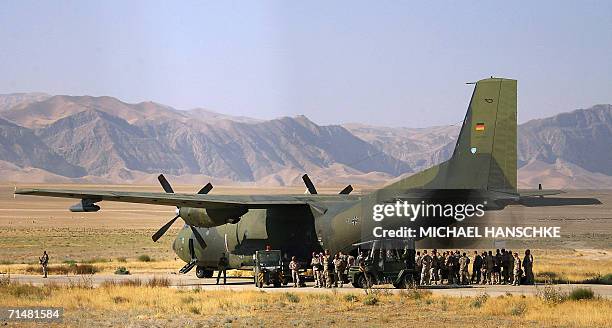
xmin=14 ymin=188 xmax=308 ymax=209
xmin=518 ymin=189 xmax=565 ymax=197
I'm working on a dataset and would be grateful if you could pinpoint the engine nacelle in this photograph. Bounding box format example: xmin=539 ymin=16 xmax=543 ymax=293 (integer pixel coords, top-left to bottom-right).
xmin=69 ymin=199 xmax=100 ymax=212
xmin=179 ymin=206 xmax=247 ymax=228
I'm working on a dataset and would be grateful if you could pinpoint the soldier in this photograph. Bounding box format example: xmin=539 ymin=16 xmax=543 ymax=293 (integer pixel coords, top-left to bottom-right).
xmin=436 ymin=251 xmax=445 ymax=285
xmin=430 ymin=249 xmax=439 ymax=285
xmin=39 ymin=250 xmax=49 ymax=278
xmin=471 ymin=250 xmax=482 ymax=284
xmin=318 ymin=252 xmax=326 ymax=287
xmin=485 ymin=251 xmax=494 ymax=285
xmin=493 ymin=249 xmax=502 ymax=284
xmin=508 ymin=249 xmax=515 ymax=284
xmin=322 ymin=249 xmax=334 ymax=288
xmin=420 ymin=250 xmax=432 ymax=285
xmin=523 ymin=249 xmax=534 ymax=285
xmin=333 ymin=253 xmax=346 ymax=287
xmin=311 ymin=252 xmax=322 ymax=288
xmin=480 ymin=251 xmax=488 ymax=284
xmin=459 ymin=252 xmax=470 ymax=284
xmin=501 ymin=249 xmax=511 ymax=284
xmin=512 ymin=252 xmax=522 ymax=286
xmin=444 ymin=251 xmax=455 ymax=285
xmin=289 ymin=256 xmax=301 ymax=287
xmin=347 ymin=253 xmax=355 ymax=267
xmin=454 ymin=251 xmax=462 ymax=284
xmin=216 ymin=253 xmax=229 ymax=285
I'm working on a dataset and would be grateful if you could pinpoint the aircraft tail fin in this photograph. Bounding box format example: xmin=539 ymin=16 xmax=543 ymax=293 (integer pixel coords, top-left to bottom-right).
xmin=384 ymin=78 xmax=517 ymax=193
xmin=446 ymin=77 xmax=517 ymax=192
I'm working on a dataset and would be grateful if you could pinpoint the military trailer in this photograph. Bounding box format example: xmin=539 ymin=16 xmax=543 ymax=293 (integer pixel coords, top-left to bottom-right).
xmin=253 ymin=249 xmax=288 ymax=288
xmin=348 ymin=239 xmax=418 ymax=289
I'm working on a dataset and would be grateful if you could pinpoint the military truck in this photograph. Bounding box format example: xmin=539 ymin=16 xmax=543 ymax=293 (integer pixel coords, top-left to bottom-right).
xmin=348 ymin=239 xmax=419 ymax=289
xmin=253 ymin=249 xmax=288 ymax=288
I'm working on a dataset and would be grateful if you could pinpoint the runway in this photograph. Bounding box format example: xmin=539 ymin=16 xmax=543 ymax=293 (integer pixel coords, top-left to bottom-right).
xmin=4 ymin=273 xmax=611 ymax=298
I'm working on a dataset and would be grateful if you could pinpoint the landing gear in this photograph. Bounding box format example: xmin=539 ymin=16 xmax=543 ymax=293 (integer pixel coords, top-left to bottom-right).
xmin=195 ymin=266 xmax=213 ymax=278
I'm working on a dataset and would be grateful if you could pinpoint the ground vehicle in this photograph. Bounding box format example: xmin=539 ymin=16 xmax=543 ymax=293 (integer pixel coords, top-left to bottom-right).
xmin=348 ymin=240 xmax=418 ymax=289
xmin=253 ymin=249 xmax=287 ymax=288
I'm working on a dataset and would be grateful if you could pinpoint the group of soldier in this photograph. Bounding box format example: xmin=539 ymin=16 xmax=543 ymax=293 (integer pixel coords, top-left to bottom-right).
xmin=416 ymin=248 xmax=534 ymax=286
xmin=304 ymin=249 xmax=355 ymax=288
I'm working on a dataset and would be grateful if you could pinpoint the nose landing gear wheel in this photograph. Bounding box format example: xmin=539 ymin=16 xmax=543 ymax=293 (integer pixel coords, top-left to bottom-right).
xmin=195 ymin=266 xmax=213 ymax=278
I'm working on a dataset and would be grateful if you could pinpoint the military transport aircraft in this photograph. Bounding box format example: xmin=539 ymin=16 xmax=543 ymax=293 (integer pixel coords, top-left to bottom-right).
xmin=15 ymin=77 xmax=584 ymax=278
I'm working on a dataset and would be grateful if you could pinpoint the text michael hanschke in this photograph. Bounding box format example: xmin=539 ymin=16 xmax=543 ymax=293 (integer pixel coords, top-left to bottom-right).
xmin=370 ymin=201 xmax=561 ymax=239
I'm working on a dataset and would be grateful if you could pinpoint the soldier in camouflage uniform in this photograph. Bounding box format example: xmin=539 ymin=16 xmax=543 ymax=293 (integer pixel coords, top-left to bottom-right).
xmin=39 ymin=251 xmax=49 ymax=278
xmin=420 ymin=250 xmax=432 ymax=285
xmin=333 ymin=253 xmax=346 ymax=288
xmin=513 ymin=252 xmax=522 ymax=286
xmin=430 ymin=249 xmax=440 ymax=285
xmin=322 ymin=249 xmax=334 ymax=288
xmin=459 ymin=252 xmax=470 ymax=284
xmin=311 ymin=252 xmax=322 ymax=288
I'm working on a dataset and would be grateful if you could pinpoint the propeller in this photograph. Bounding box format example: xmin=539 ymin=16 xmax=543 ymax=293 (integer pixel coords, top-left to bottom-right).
xmin=302 ymin=174 xmax=353 ymax=195
xmin=302 ymin=174 xmax=318 ymax=194
xmin=151 ymin=174 xmax=213 ymax=249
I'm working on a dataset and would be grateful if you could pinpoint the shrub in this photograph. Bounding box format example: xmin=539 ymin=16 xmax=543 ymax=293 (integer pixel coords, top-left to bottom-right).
xmin=470 ymin=293 xmax=489 ymax=308
xmin=114 ymin=267 xmax=130 ymax=275
xmin=116 ymin=257 xmax=127 ymax=263
xmin=285 ymin=292 xmax=300 ymax=303
xmin=112 ymin=296 xmax=128 ymax=304
xmin=63 ymin=260 xmax=76 ymax=267
xmin=510 ymin=302 xmax=527 ymax=316
xmin=137 ymin=254 xmax=152 ymax=262
xmin=363 ymin=295 xmax=378 ymax=306
xmin=343 ymin=294 xmax=359 ymax=302
xmin=74 ymin=264 xmax=98 ymax=275
xmin=536 ymin=284 xmax=566 ymax=304
xmin=583 ymin=273 xmax=612 ymax=285
xmin=146 ymin=276 xmax=170 ymax=287
xmin=568 ymin=287 xmax=595 ymax=301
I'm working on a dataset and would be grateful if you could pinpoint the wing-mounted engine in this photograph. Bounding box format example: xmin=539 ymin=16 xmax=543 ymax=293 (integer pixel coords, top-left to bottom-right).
xmin=179 ymin=206 xmax=248 ymax=228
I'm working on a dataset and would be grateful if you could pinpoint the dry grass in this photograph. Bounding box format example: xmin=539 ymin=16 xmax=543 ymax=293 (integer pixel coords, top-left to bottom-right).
xmin=0 ymin=280 xmax=610 ymax=327
xmin=534 ymin=249 xmax=612 ymax=283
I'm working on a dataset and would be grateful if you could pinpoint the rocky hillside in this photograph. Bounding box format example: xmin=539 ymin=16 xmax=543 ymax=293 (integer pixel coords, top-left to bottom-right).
xmin=0 ymin=93 xmax=610 ymax=188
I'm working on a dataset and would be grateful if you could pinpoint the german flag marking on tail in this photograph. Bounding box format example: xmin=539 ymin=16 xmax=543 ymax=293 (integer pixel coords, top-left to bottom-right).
xmin=475 ymin=122 xmax=485 ymax=131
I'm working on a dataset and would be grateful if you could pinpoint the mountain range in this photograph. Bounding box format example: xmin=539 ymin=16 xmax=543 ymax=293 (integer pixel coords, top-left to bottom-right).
xmin=0 ymin=93 xmax=611 ymax=189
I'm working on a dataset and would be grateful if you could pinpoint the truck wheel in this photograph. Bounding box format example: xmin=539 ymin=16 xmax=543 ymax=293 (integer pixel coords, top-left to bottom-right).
xmin=403 ymin=274 xmax=415 ymax=289
xmin=358 ymin=274 xmax=373 ymax=289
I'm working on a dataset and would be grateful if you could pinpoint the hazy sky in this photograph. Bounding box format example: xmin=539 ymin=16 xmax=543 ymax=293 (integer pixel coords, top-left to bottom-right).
xmin=1 ymin=1 xmax=611 ymax=127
